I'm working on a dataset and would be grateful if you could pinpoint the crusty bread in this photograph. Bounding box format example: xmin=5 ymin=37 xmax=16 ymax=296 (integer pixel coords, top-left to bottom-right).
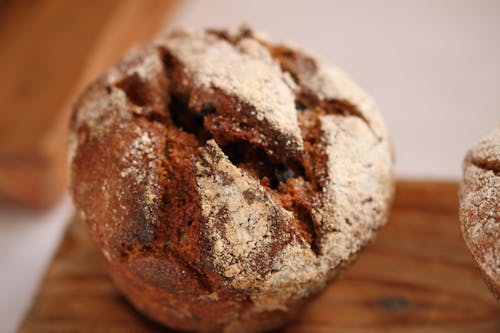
xmin=460 ymin=126 xmax=500 ymax=299
xmin=69 ymin=27 xmax=394 ymax=332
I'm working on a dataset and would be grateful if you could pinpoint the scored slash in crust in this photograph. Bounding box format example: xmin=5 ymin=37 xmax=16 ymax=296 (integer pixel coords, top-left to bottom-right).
xmin=70 ymin=26 xmax=395 ymax=332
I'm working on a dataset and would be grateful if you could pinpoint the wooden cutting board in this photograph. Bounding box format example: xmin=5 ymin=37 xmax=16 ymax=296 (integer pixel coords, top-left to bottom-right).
xmin=19 ymin=181 xmax=500 ymax=332
xmin=0 ymin=0 xmax=179 ymax=209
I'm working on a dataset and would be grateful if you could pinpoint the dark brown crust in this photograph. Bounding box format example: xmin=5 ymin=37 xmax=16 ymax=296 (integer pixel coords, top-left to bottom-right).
xmin=70 ymin=29 xmax=394 ymax=332
xmin=161 ymin=47 xmax=303 ymax=158
xmin=159 ymin=45 xmax=328 ymax=259
xmin=70 ymin=45 xmax=293 ymax=332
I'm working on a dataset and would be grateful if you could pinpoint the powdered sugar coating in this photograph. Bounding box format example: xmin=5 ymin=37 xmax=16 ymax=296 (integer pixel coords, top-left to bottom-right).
xmin=161 ymin=30 xmax=303 ymax=150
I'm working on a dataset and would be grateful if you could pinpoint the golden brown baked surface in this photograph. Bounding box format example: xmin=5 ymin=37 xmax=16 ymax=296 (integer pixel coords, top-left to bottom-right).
xmin=70 ymin=27 xmax=394 ymax=332
xmin=460 ymin=126 xmax=500 ymax=299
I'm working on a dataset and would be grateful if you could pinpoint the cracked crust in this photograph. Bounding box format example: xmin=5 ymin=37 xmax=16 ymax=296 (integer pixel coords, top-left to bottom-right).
xmin=460 ymin=126 xmax=500 ymax=299
xmin=158 ymin=30 xmax=303 ymax=150
xmin=70 ymin=27 xmax=394 ymax=332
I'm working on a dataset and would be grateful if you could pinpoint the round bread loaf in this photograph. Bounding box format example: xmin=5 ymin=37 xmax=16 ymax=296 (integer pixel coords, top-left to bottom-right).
xmin=69 ymin=27 xmax=394 ymax=332
xmin=460 ymin=126 xmax=499 ymax=299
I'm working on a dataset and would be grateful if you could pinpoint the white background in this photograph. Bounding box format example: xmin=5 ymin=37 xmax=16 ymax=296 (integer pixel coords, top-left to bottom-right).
xmin=1 ymin=1 xmax=499 ymax=332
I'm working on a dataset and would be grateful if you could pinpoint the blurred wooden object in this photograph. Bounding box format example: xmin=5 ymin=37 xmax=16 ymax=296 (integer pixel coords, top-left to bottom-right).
xmin=0 ymin=0 xmax=179 ymax=209
xmin=19 ymin=181 xmax=500 ymax=332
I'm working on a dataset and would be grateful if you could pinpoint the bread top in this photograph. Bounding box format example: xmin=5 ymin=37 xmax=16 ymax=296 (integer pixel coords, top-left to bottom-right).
xmin=460 ymin=126 xmax=500 ymax=295
xmin=70 ymin=27 xmax=394 ymax=309
xmin=468 ymin=126 xmax=500 ymax=172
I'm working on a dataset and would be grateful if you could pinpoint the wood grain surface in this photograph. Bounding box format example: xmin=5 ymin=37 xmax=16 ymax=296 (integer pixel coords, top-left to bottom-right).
xmin=0 ymin=0 xmax=179 ymax=208
xmin=19 ymin=181 xmax=500 ymax=332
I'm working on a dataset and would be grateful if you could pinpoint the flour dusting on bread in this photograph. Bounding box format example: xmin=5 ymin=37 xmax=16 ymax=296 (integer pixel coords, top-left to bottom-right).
xmin=70 ymin=26 xmax=395 ymax=332
xmin=460 ymin=126 xmax=500 ymax=298
xmin=162 ymin=30 xmax=303 ymax=150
